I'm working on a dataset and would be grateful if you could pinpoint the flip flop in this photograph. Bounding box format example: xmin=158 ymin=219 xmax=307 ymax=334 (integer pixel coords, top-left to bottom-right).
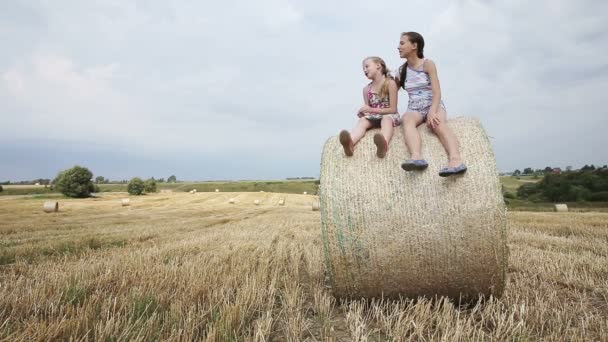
xmin=373 ymin=133 xmax=388 ymax=158
xmin=339 ymin=130 xmax=354 ymax=157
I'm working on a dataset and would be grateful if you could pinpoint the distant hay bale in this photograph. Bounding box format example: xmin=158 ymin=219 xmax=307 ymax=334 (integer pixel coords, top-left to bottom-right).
xmin=121 ymin=198 xmax=130 ymax=206
xmin=215 ymin=189 xmax=219 ymax=192
xmin=229 ymin=198 xmax=235 ymax=204
xmin=320 ymin=117 xmax=507 ymax=300
xmin=189 ymin=189 xmax=197 ymax=194
xmin=254 ymin=200 xmax=260 ymax=205
xmin=160 ymin=189 xmax=173 ymax=193
xmin=303 ymin=191 xmax=307 ymax=195
xmin=43 ymin=201 xmax=58 ymax=213
xmin=554 ymin=204 xmax=568 ymax=212
xmin=312 ymin=201 xmax=320 ymax=211
xmin=260 ymin=190 xmax=264 ymax=193
xmin=278 ymin=198 xmax=285 ymax=206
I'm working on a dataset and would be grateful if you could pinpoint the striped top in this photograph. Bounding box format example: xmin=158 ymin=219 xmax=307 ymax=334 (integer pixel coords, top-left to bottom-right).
xmin=402 ymin=59 xmax=433 ymax=103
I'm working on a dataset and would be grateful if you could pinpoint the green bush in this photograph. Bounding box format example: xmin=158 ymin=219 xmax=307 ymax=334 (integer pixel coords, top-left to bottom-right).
xmin=128 ymin=178 xmax=145 ymax=195
xmin=144 ymin=179 xmax=157 ymax=193
xmin=54 ymin=166 xmax=95 ymax=198
xmin=517 ymin=183 xmax=539 ymax=199
xmin=588 ymin=191 xmax=608 ymax=202
xmin=0 ymin=185 xmax=3 ymax=192
xmin=503 ymin=191 xmax=516 ymax=199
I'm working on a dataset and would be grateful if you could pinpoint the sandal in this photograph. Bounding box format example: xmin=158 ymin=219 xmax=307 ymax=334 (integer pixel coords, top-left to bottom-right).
xmin=438 ymin=164 xmax=468 ymax=177
xmin=401 ymin=159 xmax=428 ymax=171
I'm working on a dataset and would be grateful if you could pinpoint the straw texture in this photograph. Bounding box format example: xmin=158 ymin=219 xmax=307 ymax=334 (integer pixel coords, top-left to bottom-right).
xmin=43 ymin=201 xmax=58 ymax=213
xmin=320 ymin=117 xmax=507 ymax=300
xmin=554 ymin=204 xmax=568 ymax=212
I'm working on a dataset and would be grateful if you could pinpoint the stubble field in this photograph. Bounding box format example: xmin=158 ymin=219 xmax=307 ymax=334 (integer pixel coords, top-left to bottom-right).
xmin=0 ymin=192 xmax=607 ymax=341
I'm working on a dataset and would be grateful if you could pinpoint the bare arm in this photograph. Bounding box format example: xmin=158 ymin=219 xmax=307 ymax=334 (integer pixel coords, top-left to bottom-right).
xmin=363 ymin=86 xmax=370 ymax=106
xmin=425 ymin=59 xmax=442 ymax=116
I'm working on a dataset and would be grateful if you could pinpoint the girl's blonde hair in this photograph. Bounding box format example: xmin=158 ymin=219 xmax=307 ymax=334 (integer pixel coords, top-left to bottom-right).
xmin=364 ymin=56 xmax=393 ymax=100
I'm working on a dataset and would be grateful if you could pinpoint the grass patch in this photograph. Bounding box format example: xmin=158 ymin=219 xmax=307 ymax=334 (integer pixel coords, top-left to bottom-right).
xmin=132 ymin=293 xmax=162 ymax=321
xmin=0 ymin=250 xmax=16 ymax=265
xmin=62 ymin=279 xmax=90 ymax=306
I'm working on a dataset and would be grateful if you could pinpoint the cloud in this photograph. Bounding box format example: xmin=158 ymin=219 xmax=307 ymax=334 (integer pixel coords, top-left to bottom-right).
xmin=1 ymin=0 xmax=607 ymax=180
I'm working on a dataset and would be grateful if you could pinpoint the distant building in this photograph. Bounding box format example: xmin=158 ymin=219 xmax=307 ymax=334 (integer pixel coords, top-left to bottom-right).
xmin=552 ymin=168 xmax=562 ymax=174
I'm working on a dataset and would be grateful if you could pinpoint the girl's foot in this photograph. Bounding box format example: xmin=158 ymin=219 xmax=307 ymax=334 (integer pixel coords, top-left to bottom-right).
xmin=401 ymin=159 xmax=428 ymax=171
xmin=339 ymin=130 xmax=354 ymax=156
xmin=438 ymin=164 xmax=468 ymax=177
xmin=373 ymin=133 xmax=388 ymax=158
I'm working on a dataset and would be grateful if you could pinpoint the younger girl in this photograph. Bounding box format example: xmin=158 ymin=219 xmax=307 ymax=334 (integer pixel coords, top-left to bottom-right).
xmin=339 ymin=57 xmax=400 ymax=158
xmin=396 ymin=32 xmax=467 ymax=176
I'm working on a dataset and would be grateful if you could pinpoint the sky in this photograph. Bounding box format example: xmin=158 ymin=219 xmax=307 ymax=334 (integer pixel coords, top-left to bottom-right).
xmin=1 ymin=0 xmax=607 ymax=181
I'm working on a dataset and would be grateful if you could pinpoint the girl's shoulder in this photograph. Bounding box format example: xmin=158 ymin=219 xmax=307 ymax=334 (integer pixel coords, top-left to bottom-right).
xmin=422 ymin=58 xmax=436 ymax=72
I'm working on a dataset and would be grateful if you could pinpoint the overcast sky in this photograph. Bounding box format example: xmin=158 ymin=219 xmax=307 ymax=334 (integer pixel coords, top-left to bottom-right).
xmin=1 ymin=0 xmax=607 ymax=181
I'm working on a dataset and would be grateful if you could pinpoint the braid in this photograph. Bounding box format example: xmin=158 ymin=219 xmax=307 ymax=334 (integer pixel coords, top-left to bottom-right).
xmin=398 ymin=62 xmax=408 ymax=90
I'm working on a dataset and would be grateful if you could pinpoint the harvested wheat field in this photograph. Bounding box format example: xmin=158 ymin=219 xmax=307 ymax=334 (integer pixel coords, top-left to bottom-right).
xmin=0 ymin=192 xmax=607 ymax=341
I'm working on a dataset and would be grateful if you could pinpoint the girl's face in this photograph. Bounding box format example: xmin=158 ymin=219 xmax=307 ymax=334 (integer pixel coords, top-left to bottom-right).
xmin=398 ymin=35 xmax=416 ymax=58
xmin=362 ymin=60 xmax=382 ymax=79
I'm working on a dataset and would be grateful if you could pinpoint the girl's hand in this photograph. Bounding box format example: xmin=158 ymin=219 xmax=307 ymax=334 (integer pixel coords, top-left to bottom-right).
xmin=359 ymin=105 xmax=373 ymax=114
xmin=427 ymin=112 xmax=441 ymax=129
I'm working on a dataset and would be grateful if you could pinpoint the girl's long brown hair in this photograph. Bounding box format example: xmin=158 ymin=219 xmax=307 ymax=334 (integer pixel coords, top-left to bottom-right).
xmin=398 ymin=32 xmax=425 ymax=90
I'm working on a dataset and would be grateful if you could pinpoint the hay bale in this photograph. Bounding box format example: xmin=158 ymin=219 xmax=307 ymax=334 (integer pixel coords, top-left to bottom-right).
xmin=43 ymin=201 xmax=58 ymax=213
xmin=278 ymin=198 xmax=285 ymax=206
xmin=121 ymin=198 xmax=130 ymax=206
xmin=303 ymin=191 xmax=307 ymax=195
xmin=312 ymin=201 xmax=320 ymax=211
xmin=215 ymin=189 xmax=219 ymax=192
xmin=254 ymin=200 xmax=260 ymax=205
xmin=229 ymin=198 xmax=235 ymax=204
xmin=554 ymin=203 xmax=568 ymax=212
xmin=320 ymin=117 xmax=507 ymax=300
xmin=160 ymin=189 xmax=173 ymax=193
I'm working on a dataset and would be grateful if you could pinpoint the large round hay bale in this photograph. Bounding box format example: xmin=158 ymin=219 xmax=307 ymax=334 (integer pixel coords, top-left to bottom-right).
xmin=278 ymin=198 xmax=285 ymax=206
xmin=320 ymin=117 xmax=507 ymax=300
xmin=121 ymin=198 xmax=130 ymax=206
xmin=43 ymin=201 xmax=58 ymax=213
xmin=229 ymin=198 xmax=235 ymax=204
xmin=215 ymin=189 xmax=219 ymax=192
xmin=254 ymin=199 xmax=260 ymax=205
xmin=312 ymin=201 xmax=320 ymax=211
xmin=303 ymin=191 xmax=307 ymax=195
xmin=554 ymin=203 xmax=568 ymax=212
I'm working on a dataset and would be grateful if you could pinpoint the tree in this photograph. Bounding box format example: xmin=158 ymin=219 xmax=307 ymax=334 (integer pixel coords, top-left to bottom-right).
xmin=144 ymin=178 xmax=157 ymax=193
xmin=544 ymin=166 xmax=553 ymax=173
xmin=157 ymin=178 xmax=165 ymax=183
xmin=54 ymin=166 xmax=95 ymax=198
xmin=566 ymin=165 xmax=573 ymax=171
xmin=513 ymin=169 xmax=521 ymax=176
xmin=95 ymin=176 xmax=106 ymax=184
xmin=128 ymin=177 xmax=145 ymax=195
xmin=0 ymin=185 xmax=3 ymax=192
xmin=167 ymin=175 xmax=177 ymax=183
xmin=523 ymin=168 xmax=533 ymax=175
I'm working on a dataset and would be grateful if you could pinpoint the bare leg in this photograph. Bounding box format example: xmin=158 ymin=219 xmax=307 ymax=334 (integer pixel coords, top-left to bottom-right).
xmin=340 ymin=117 xmax=372 ymax=156
xmin=380 ymin=116 xmax=394 ymax=143
xmin=431 ymin=107 xmax=463 ymax=167
xmin=351 ymin=117 xmax=372 ymax=144
xmin=401 ymin=112 xmax=425 ymax=159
